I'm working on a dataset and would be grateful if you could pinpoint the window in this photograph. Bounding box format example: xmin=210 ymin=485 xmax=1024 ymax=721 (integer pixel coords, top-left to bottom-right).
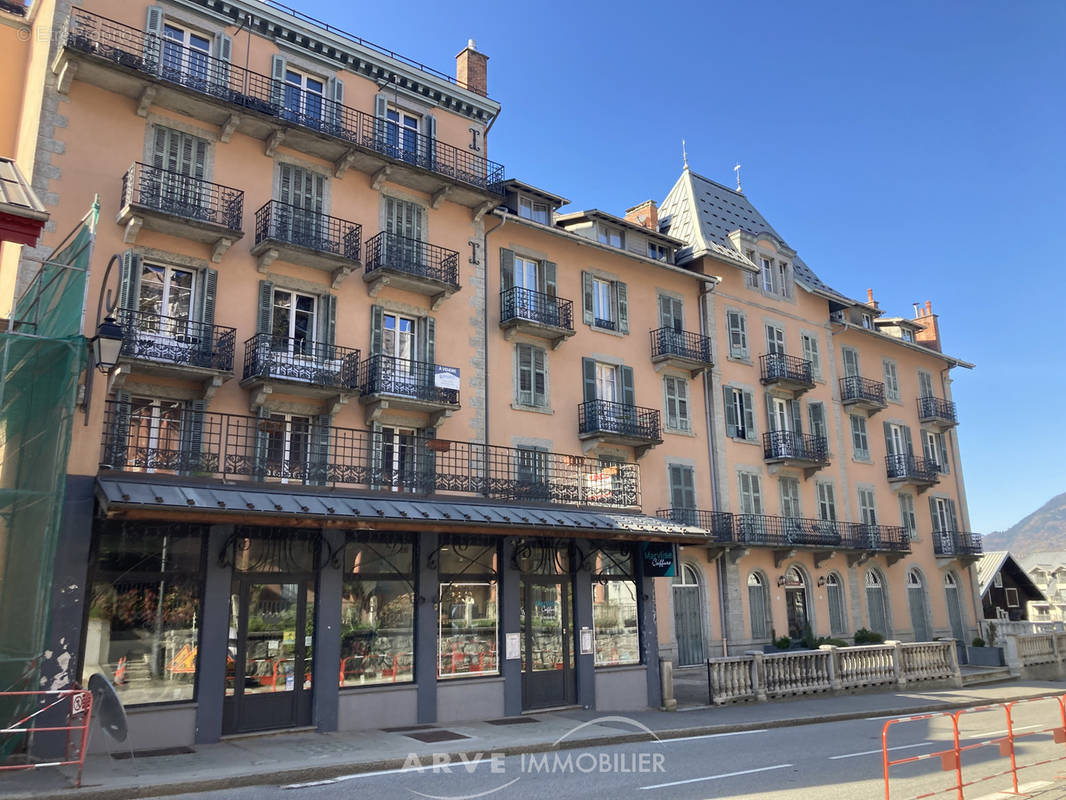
xmin=592 ymin=546 xmax=639 ymax=666
xmin=595 ymin=362 xmax=619 ymax=402
xmin=861 ymin=313 xmax=873 ymax=329
xmin=128 ymin=397 xmax=184 ymax=469
xmin=738 ymin=471 xmax=763 ymax=515
xmin=850 ymin=414 xmax=869 ymax=460
xmin=385 ymin=105 xmax=421 ymax=161
xmin=582 ymin=272 xmax=628 ymax=333
xmin=779 ymin=477 xmax=801 ymax=518
xmin=658 ymin=295 xmax=683 ymax=332
xmin=918 ymin=370 xmax=934 ymax=399
xmin=899 ymin=493 xmax=918 ymax=541
xmin=340 ymin=535 xmax=415 ymax=687
xmin=882 ymin=359 xmax=900 ymax=402
xmin=85 ymin=523 xmax=204 ymax=705
xmin=663 ymin=376 xmax=690 ymax=432
xmin=283 ymin=68 xmax=325 ymax=123
xmin=150 ymin=126 xmax=208 ymax=213
xmin=384 ymin=196 xmax=426 ymax=242
xmin=994 ymin=572 xmax=1003 ymax=589
xmin=777 ymin=261 xmax=790 ymax=298
xmin=930 ymin=496 xmax=959 ymax=539
xmin=842 ymin=346 xmax=860 ymax=378
xmin=438 ymin=538 xmax=498 ymax=678
xmin=817 ymin=482 xmax=837 ymax=522
xmin=765 ymin=324 xmax=786 ymax=355
xmin=901 ymin=329 xmax=915 ymax=342
xmin=161 ymin=23 xmax=210 ymax=85
xmin=808 ymin=402 xmax=827 ymax=442
xmin=377 ymin=426 xmax=418 ymax=490
xmin=518 ymin=196 xmax=549 ymax=225
xmin=748 ymin=572 xmax=770 ymax=640
xmin=597 ymin=224 xmax=624 ymax=249
xmin=138 ymin=262 xmax=195 ymax=325
xmin=723 ymin=386 xmax=756 ymax=441
xmin=745 ymin=251 xmax=759 ymax=288
xmin=865 ymin=570 xmax=889 ymax=636
xmin=761 ymin=257 xmax=775 ymax=293
xmin=668 ymin=464 xmax=696 ymax=512
xmin=801 ymin=333 xmax=821 ymax=377
xmin=264 ymin=413 xmax=311 ymax=481
xmin=271 ymin=289 xmax=317 ymax=354
xmin=592 ymin=279 xmax=613 ymax=326
xmin=1005 ymin=587 xmax=1020 ymax=608
xmin=382 ymin=312 xmax=416 ymax=362
xmin=516 ymin=446 xmax=549 ymax=500
xmin=726 ymin=311 xmax=748 ymax=359
xmin=515 ymin=344 xmax=548 ymax=408
xmin=648 ymin=242 xmax=669 ymax=261
xmin=858 ymin=487 xmax=878 ymax=525
xmin=923 ymin=430 xmax=949 ymax=474
xmin=826 ymin=573 xmax=847 ymax=636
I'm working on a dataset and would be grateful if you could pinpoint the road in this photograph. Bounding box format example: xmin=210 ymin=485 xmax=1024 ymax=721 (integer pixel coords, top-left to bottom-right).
xmin=163 ymin=700 xmax=1066 ymax=800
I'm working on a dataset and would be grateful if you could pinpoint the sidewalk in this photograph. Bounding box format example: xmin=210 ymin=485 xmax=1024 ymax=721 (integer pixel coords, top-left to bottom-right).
xmin=2 ymin=680 xmax=1063 ymax=800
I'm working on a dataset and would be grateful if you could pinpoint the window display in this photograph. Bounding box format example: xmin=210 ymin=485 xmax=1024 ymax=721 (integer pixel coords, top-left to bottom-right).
xmin=591 ymin=546 xmax=640 ymax=666
xmin=437 ymin=538 xmax=498 ymax=678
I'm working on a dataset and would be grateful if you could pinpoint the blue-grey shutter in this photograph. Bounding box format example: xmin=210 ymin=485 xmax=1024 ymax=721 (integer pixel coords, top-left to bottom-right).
xmin=582 ymin=358 xmax=596 ymax=403
xmin=500 ymin=248 xmax=514 ymax=291
xmin=271 ymin=55 xmax=287 ymax=109
xmin=581 ymin=271 xmax=594 ymax=325
xmin=790 ymin=399 xmax=803 ymax=435
xmin=616 ymin=281 xmax=629 ymax=334
xmin=370 ymin=304 xmax=383 ymax=355
xmin=310 ymin=413 xmax=331 ymax=486
xmin=419 ymin=426 xmax=437 ymax=493
xmin=106 ymin=391 xmax=132 ymax=469
xmin=946 ymin=499 xmax=959 ymax=532
xmin=118 ymin=250 xmax=141 ymax=313
xmin=319 ymin=293 xmax=337 ymax=357
xmin=144 ymin=6 xmax=163 ymax=71
xmin=723 ymin=387 xmax=737 ymax=437
xmin=252 ymin=407 xmax=269 ymax=482
xmin=828 ymin=581 xmax=846 ymax=635
xmin=182 ymin=400 xmax=206 ymax=474
xmin=199 ymin=268 xmax=218 ymax=327
xmin=373 ymin=93 xmax=388 ymax=148
xmin=929 ymin=497 xmax=940 ymax=532
xmin=883 ymin=421 xmax=894 ymax=456
xmin=620 ymin=365 xmax=635 ymax=406
xmin=421 ymin=316 xmax=436 ymax=364
xmin=742 ymin=391 xmax=756 ymax=441
xmin=749 ymin=581 xmax=769 ymax=640
xmin=328 ymin=78 xmax=344 ymax=131
xmin=765 ymin=393 xmax=776 ymax=431
xmin=903 ymin=425 xmax=914 ymax=457
xmin=542 ymin=261 xmax=557 ymax=298
xmin=425 ymin=114 xmax=437 ymax=170
xmin=257 ymin=280 xmax=274 ymax=334
xmin=368 ymin=423 xmax=383 ymax=489
xmin=216 ymin=34 xmax=232 ymax=88
xmin=938 ymin=433 xmax=950 ymax=473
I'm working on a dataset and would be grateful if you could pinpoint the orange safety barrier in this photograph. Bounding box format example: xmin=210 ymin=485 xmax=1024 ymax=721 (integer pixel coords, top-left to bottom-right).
xmin=882 ymin=711 xmax=962 ymax=800
xmin=1000 ymin=694 xmax=1066 ymax=795
xmin=0 ymin=689 xmax=93 ymax=787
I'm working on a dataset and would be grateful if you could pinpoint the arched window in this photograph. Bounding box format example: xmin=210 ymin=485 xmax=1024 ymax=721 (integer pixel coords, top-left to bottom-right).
xmin=826 ymin=572 xmax=847 ymax=636
xmin=944 ymin=572 xmax=965 ymax=640
xmin=748 ymin=572 xmax=770 ymax=640
xmin=907 ymin=568 xmax=932 ymax=641
xmin=673 ymin=563 xmax=701 ymax=587
xmin=865 ymin=569 xmax=889 ymax=636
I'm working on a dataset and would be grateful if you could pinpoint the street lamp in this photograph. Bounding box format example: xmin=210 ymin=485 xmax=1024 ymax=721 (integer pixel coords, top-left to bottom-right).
xmin=90 ymin=315 xmax=123 ymax=373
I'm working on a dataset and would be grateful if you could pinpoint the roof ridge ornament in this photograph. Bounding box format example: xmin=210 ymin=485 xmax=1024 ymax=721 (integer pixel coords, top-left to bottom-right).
xmin=734 ymin=162 xmax=742 ymax=193
xmin=682 ymin=139 xmax=688 ymax=170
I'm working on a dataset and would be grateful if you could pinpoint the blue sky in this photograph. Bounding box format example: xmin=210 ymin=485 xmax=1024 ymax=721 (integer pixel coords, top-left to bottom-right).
xmin=296 ymin=0 xmax=1065 ymax=533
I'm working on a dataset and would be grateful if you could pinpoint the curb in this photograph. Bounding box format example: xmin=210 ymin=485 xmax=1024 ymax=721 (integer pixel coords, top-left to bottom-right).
xmin=6 ymin=689 xmax=1062 ymax=800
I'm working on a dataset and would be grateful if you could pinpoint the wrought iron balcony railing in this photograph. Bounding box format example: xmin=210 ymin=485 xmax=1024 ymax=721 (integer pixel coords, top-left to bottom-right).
xmin=885 ymin=454 xmax=940 ymax=484
xmin=254 ymin=200 xmax=361 ymax=261
xmin=359 ymin=354 xmax=460 ymax=406
xmin=655 ymin=509 xmax=736 ymax=543
xmin=500 ymin=287 xmax=574 ymax=331
xmin=934 ymin=530 xmax=983 ymax=557
xmin=242 ymin=333 xmax=360 ymax=390
xmin=918 ymin=395 xmax=958 ymax=425
xmin=730 ymin=513 xmax=847 ymax=548
xmin=762 ymin=431 xmax=830 ymax=464
xmin=99 ymin=402 xmax=639 ymax=507
xmin=760 ymin=352 xmax=814 ymax=386
xmin=117 ymin=309 xmax=235 ymax=372
xmin=839 ymin=375 xmax=886 ymax=406
xmin=67 ymin=10 xmax=505 ymax=193
xmin=578 ymin=400 xmax=662 ymax=443
xmin=650 ymin=327 xmax=713 ymax=365
xmin=843 ymin=522 xmax=910 ymax=552
xmin=121 ymin=162 xmax=243 ymax=231
xmin=364 ymin=231 xmax=460 ymax=289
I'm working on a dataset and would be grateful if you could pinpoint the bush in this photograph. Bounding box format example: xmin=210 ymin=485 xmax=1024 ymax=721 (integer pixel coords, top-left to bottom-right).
xmin=854 ymin=627 xmax=885 ymax=644
xmin=773 ymin=635 xmax=792 ymax=650
xmin=816 ymin=636 xmax=848 ymax=647
xmin=972 ymin=637 xmax=986 ymax=648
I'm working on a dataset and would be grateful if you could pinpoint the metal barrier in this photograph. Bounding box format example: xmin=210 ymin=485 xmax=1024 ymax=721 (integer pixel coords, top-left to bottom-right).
xmin=0 ymin=689 xmax=94 ymax=787
xmin=881 ymin=711 xmax=961 ymax=800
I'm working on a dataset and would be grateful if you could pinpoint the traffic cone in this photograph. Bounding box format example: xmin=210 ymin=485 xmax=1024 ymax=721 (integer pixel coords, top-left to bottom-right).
xmin=114 ymin=656 xmax=127 ymax=685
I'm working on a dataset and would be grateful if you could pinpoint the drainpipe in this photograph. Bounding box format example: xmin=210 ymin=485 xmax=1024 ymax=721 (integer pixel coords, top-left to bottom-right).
xmin=482 ymin=213 xmax=506 ymax=455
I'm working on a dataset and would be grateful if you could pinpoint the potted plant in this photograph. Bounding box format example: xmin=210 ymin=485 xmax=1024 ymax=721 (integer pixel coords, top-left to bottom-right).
xmin=966 ymin=629 xmax=1005 ymax=667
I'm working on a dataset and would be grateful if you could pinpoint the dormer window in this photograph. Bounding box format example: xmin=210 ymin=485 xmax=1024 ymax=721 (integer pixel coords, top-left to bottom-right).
xmin=861 ymin=312 xmax=873 ymax=329
xmin=597 ymin=225 xmax=624 ymax=249
xmin=518 ymin=196 xmax=549 ymax=225
xmin=901 ymin=328 xmax=915 ymax=342
xmin=648 ymin=242 xmax=669 ymax=261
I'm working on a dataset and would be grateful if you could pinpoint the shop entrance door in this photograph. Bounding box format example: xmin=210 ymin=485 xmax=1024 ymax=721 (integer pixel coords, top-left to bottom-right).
xmin=520 ymin=577 xmax=575 ymax=710
xmin=223 ymin=577 xmax=315 ymax=734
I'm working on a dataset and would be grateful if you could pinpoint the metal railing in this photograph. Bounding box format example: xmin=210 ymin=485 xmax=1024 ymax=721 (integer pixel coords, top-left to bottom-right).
xmin=255 ymin=200 xmax=361 ymax=261
xmin=359 ymin=354 xmax=460 ymax=406
xmin=99 ymin=401 xmax=640 ymax=507
xmin=650 ymin=327 xmax=713 ymax=364
xmin=839 ymin=375 xmax=885 ymax=405
xmin=67 ymin=10 xmax=505 ymax=192
xmin=934 ymin=530 xmax=983 ymax=557
xmin=242 ymin=333 xmax=360 ymax=390
xmin=918 ymin=395 xmax=958 ymax=424
xmin=578 ymin=400 xmax=662 ymax=442
xmin=121 ymin=162 xmax=243 ymax=231
xmin=885 ymin=454 xmax=940 ymax=483
xmin=762 ymin=430 xmax=829 ymax=463
xmin=500 ymin=286 xmax=573 ymax=331
xmin=655 ymin=509 xmax=735 ymax=543
xmin=364 ymin=232 xmax=460 ymax=289
xmin=760 ymin=352 xmax=814 ymax=385
xmin=117 ymin=309 xmax=236 ymax=372
xmin=844 ymin=522 xmax=910 ymax=552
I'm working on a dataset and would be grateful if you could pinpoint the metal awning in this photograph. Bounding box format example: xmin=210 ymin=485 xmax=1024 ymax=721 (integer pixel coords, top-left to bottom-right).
xmin=95 ymin=477 xmax=710 ymax=544
xmin=0 ymin=157 xmax=48 ymax=246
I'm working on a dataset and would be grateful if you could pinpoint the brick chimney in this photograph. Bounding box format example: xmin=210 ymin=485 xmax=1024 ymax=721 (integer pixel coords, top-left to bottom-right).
xmin=624 ymin=200 xmax=659 ymax=230
xmin=912 ymin=300 xmax=942 ymax=352
xmin=865 ymin=288 xmax=880 ymax=310
xmin=456 ymin=39 xmax=487 ymax=97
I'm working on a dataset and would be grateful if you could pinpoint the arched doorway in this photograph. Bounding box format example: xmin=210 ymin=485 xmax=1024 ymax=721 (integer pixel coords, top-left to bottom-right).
xmin=944 ymin=572 xmax=966 ymax=641
xmin=907 ymin=569 xmax=932 ymax=642
xmin=672 ymin=563 xmax=705 ymax=665
xmin=865 ymin=569 xmax=890 ymax=637
xmin=784 ymin=566 xmax=809 ymax=639
xmin=748 ymin=571 xmax=770 ymax=641
xmin=826 ymin=572 xmax=848 ymax=636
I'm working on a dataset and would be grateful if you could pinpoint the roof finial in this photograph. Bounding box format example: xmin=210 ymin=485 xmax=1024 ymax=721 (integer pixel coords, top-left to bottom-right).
xmin=734 ymin=162 xmax=742 ymax=193
xmin=682 ymin=139 xmax=688 ymax=170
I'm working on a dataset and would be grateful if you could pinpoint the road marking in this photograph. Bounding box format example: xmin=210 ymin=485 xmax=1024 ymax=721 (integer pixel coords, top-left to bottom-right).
xmin=661 ymin=729 xmax=768 ymax=743
xmin=964 ymin=724 xmax=1042 ymax=738
xmin=282 ymin=759 xmax=495 ymax=789
xmin=829 ymin=742 xmax=934 ymax=760
xmin=638 ymin=762 xmax=792 ymax=790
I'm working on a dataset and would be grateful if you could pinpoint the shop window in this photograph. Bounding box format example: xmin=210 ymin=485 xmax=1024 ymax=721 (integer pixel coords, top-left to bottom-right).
xmin=340 ymin=535 xmax=415 ymax=687
xmin=591 ymin=546 xmax=639 ymax=666
xmin=438 ymin=537 xmax=499 ymax=678
xmin=83 ymin=523 xmax=204 ymax=705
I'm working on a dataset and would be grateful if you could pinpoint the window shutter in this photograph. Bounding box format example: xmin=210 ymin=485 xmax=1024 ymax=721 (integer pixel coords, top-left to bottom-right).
xmin=790 ymin=400 xmax=803 ymax=435
xmin=329 ymin=78 xmax=344 ymax=130
xmin=883 ymin=421 xmax=894 ymax=456
xmin=419 ymin=426 xmax=437 ymax=493
xmin=664 ymin=378 xmax=678 ymax=429
xmin=421 ymin=316 xmax=436 ymax=365
xmin=843 ymin=347 xmax=859 ymax=378
xmin=182 ymin=400 xmax=206 ymax=474
xmin=742 ymin=391 xmax=756 ymax=441
xmin=319 ymin=293 xmax=337 ymax=354
xmin=144 ymin=6 xmax=163 ymax=68
xmin=516 ymin=344 xmax=532 ymax=406
xmin=938 ymin=433 xmax=950 ymax=473
xmin=151 ymin=127 xmax=167 ymax=170
xmin=106 ymin=391 xmax=132 ymax=469
xmin=309 ymin=414 xmax=331 ymax=486
xmin=368 ymin=423 xmax=383 ymax=489
xmin=620 ymin=365 xmax=635 ymax=406
xmin=252 ymin=407 xmax=269 ymax=482
xmin=682 ymin=466 xmax=695 ymax=507
xmin=216 ymin=34 xmax=232 ymax=87
xmin=765 ymin=393 xmax=775 ymax=431
xmin=500 ymin=248 xmax=514 ymax=291
xmin=922 ymin=431 xmax=933 ymax=462
xmin=199 ymin=268 xmax=218 ymax=328
xmin=582 ymin=358 xmax=596 ymax=403
xmin=271 ymin=55 xmax=287 ymax=107
xmin=723 ymin=387 xmax=738 ymax=438
xmin=947 ymin=499 xmax=959 ymax=532
xmin=541 ymin=260 xmax=557 ymax=298
xmin=581 ymin=271 xmax=594 ymax=325
xmin=257 ymin=280 xmax=274 ymax=335
xmin=425 ymin=115 xmax=438 ymax=169
xmin=929 ymin=497 xmax=940 ymax=532
xmin=370 ymin=305 xmax=383 ymax=356
xmin=533 ymin=347 xmax=546 ymax=405
xmin=658 ymin=295 xmax=672 ymax=329
xmin=616 ymin=281 xmax=629 ymax=334
xmin=118 ymin=250 xmax=141 ymax=312
xmin=903 ymin=425 xmax=914 ymax=456
xmin=373 ymin=93 xmax=388 ymax=146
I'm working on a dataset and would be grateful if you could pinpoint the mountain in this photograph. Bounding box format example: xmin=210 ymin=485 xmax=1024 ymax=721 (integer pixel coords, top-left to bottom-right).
xmin=983 ymin=492 xmax=1066 ymax=557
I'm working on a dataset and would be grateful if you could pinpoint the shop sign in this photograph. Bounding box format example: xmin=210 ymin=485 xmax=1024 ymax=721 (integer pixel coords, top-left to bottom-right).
xmin=640 ymin=542 xmax=677 ymax=577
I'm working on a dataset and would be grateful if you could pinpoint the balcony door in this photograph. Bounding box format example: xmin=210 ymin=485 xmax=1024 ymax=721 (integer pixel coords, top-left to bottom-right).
xmin=271 ymin=289 xmax=317 ymax=366
xmin=161 ymin=24 xmax=210 ymax=88
xmin=513 ymin=256 xmax=540 ymax=320
xmin=770 ymin=396 xmax=795 ymax=456
xmin=595 ymin=363 xmax=618 ymax=404
xmin=151 ymin=126 xmax=208 ymax=220
xmin=283 ymin=69 xmax=325 ymax=125
xmin=384 ymin=197 xmax=425 ymax=269
xmin=931 ymin=497 xmax=957 ymax=552
xmin=766 ymin=324 xmax=786 ymax=356
xmin=264 ymin=414 xmax=311 ymax=482
xmin=842 ymin=347 xmax=860 ymax=379
xmin=385 ymin=106 xmax=422 ymax=164
xmin=382 ymin=313 xmax=417 ymax=391
xmin=134 ymin=263 xmax=196 ymax=355
xmin=381 ymin=426 xmax=418 ymax=491
xmin=658 ymin=295 xmax=684 ymax=352
xmin=278 ymin=165 xmax=326 ymax=250
xmin=128 ymin=398 xmax=183 ymax=472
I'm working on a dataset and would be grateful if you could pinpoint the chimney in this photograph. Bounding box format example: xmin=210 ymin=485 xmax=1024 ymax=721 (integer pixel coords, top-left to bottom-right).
xmin=912 ymin=299 xmax=942 ymax=352
xmin=866 ymin=288 xmax=879 ymax=309
xmin=624 ymin=200 xmax=659 ymax=231
xmin=456 ymin=39 xmax=487 ymax=97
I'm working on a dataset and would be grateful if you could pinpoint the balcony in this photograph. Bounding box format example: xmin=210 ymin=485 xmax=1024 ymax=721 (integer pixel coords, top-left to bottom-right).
xmin=656 ymin=509 xmax=736 ymax=544
xmin=363 ymin=232 xmax=460 ymax=307
xmin=577 ymin=399 xmax=662 ymax=456
xmin=649 ymin=328 xmax=713 ymax=375
xmin=252 ymin=201 xmax=361 ymax=286
xmin=934 ymin=530 xmax=983 ymax=560
xmin=885 ymin=454 xmax=940 ymax=490
xmin=839 ymin=375 xmax=886 ymax=413
xmin=499 ymin=287 xmax=574 ymax=347
xmin=241 ymin=333 xmax=360 ymax=401
xmin=842 ymin=523 xmax=910 ymax=562
xmin=116 ymin=309 xmax=235 ymax=382
xmin=759 ymin=353 xmax=815 ymax=394
xmin=709 ymin=513 xmax=910 ymax=561
xmin=118 ymin=162 xmax=244 ymax=261
xmin=762 ymin=430 xmax=830 ymax=471
xmin=918 ymin=395 xmax=958 ymax=430
xmin=61 ymin=10 xmax=505 ymax=209
xmin=99 ymin=402 xmax=640 ymax=508
xmin=358 ymin=354 xmax=461 ymax=424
